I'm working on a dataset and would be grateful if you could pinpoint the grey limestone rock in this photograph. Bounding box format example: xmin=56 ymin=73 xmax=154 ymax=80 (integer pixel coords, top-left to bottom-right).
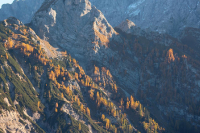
xmin=30 ymin=0 xmax=117 ymax=64
xmin=1 ymin=0 xmax=200 ymax=37
xmin=90 ymin=0 xmax=200 ymax=37
xmin=0 ymin=0 xmax=44 ymax=24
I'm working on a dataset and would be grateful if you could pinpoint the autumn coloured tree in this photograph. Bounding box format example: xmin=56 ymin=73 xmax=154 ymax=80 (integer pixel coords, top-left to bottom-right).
xmin=48 ymin=90 xmax=51 ymax=99
xmin=89 ymin=89 xmax=94 ymax=99
xmin=80 ymin=104 xmax=84 ymax=112
xmin=37 ymin=101 xmax=40 ymax=109
xmin=113 ymin=84 xmax=117 ymax=93
xmin=55 ymin=65 xmax=61 ymax=78
xmin=77 ymin=98 xmax=80 ymax=106
xmin=79 ymin=123 xmax=81 ymax=131
xmin=94 ymin=65 xmax=100 ymax=75
xmin=120 ymin=98 xmax=124 ymax=108
xmin=5 ymin=37 xmax=14 ymax=49
xmin=75 ymin=72 xmax=79 ymax=81
xmin=65 ymin=86 xmax=70 ymax=94
xmin=5 ymin=53 xmax=8 ymax=60
xmin=96 ymin=91 xmax=100 ymax=99
xmin=49 ymin=70 xmax=55 ymax=81
xmin=126 ymin=101 xmax=130 ymax=109
xmin=167 ymin=48 xmax=175 ymax=63
xmin=101 ymin=114 xmax=105 ymax=121
xmin=128 ymin=124 xmax=133 ymax=133
xmin=130 ymin=95 xmax=134 ymax=108
xmin=86 ymin=107 xmax=90 ymax=117
xmin=61 ymin=93 xmax=64 ymax=98
xmin=55 ymin=102 xmax=58 ymax=108
xmin=115 ymin=128 xmax=117 ymax=133
xmin=105 ymin=119 xmax=110 ymax=129
xmin=57 ymin=84 xmax=61 ymax=89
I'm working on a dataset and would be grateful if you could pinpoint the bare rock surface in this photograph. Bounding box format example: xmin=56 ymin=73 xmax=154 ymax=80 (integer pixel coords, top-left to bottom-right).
xmin=0 ymin=110 xmax=34 ymax=133
xmin=90 ymin=0 xmax=200 ymax=36
xmin=30 ymin=0 xmax=117 ymax=63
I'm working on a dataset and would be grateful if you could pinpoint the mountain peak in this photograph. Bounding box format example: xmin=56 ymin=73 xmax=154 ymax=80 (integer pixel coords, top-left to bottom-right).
xmin=31 ymin=0 xmax=117 ymax=59
xmin=117 ymin=19 xmax=136 ymax=33
xmin=4 ymin=17 xmax=23 ymax=26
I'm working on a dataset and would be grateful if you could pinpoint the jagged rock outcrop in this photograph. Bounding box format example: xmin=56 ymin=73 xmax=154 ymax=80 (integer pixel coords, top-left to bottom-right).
xmin=116 ymin=19 xmax=176 ymax=46
xmin=30 ymin=0 xmax=141 ymax=97
xmin=0 ymin=110 xmax=34 ymax=132
xmin=1 ymin=0 xmax=200 ymax=37
xmin=89 ymin=0 xmax=132 ymax=27
xmin=30 ymin=0 xmax=117 ymax=64
xmin=90 ymin=0 xmax=200 ymax=36
xmin=117 ymin=19 xmax=136 ymax=33
xmin=0 ymin=0 xmax=44 ymax=24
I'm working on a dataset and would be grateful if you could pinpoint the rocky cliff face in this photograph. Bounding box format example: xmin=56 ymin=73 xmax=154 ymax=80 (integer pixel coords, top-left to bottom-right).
xmin=0 ymin=110 xmax=34 ymax=133
xmin=30 ymin=0 xmax=141 ymax=101
xmin=31 ymin=0 xmax=117 ymax=64
xmin=1 ymin=0 xmax=200 ymax=37
xmin=91 ymin=0 xmax=200 ymax=36
xmin=30 ymin=1 xmax=200 ymax=128
xmin=116 ymin=19 xmax=176 ymax=46
xmin=0 ymin=0 xmax=44 ymax=24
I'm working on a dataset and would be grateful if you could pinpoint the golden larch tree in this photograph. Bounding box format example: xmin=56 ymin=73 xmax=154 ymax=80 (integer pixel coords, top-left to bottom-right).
xmin=101 ymin=114 xmax=105 ymax=121
xmin=105 ymin=119 xmax=110 ymax=129
xmin=55 ymin=102 xmax=58 ymax=108
xmin=79 ymin=123 xmax=81 ymax=131
xmin=37 ymin=101 xmax=40 ymax=109
xmin=86 ymin=107 xmax=90 ymax=117
xmin=5 ymin=53 xmax=8 ymax=60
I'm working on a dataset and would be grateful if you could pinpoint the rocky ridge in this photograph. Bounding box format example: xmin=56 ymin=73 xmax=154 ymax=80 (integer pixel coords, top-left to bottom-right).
xmin=1 ymin=0 xmax=200 ymax=37
xmin=90 ymin=0 xmax=200 ymax=36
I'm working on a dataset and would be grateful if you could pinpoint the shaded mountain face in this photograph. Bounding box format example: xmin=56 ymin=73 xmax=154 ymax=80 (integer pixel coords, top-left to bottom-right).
xmin=113 ymin=20 xmax=200 ymax=132
xmin=90 ymin=0 xmax=200 ymax=36
xmin=179 ymin=27 xmax=200 ymax=50
xmin=0 ymin=0 xmax=44 ymax=24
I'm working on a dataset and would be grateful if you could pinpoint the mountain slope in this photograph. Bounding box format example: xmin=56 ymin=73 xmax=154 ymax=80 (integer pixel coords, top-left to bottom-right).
xmin=113 ymin=19 xmax=200 ymax=133
xmin=90 ymin=0 xmax=200 ymax=36
xmin=0 ymin=0 xmax=44 ymax=24
xmin=0 ymin=18 xmax=45 ymax=133
xmin=29 ymin=0 xmax=200 ymax=132
xmin=30 ymin=0 xmax=118 ymax=66
xmin=1 ymin=0 xmax=200 ymax=37
xmin=0 ymin=0 xmax=200 ymax=132
xmin=0 ymin=17 xmax=105 ymax=133
xmin=0 ymin=17 xmax=156 ymax=133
